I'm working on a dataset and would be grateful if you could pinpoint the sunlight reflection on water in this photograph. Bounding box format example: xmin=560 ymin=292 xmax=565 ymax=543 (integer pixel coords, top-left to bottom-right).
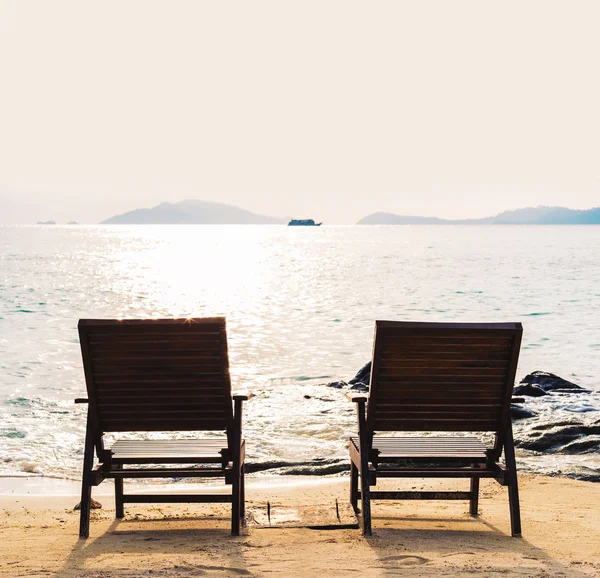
xmin=1 ymin=224 xmax=600 ymax=480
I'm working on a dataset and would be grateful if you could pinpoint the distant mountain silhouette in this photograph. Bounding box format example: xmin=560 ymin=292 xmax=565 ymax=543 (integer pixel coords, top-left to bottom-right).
xmin=358 ymin=206 xmax=600 ymax=225
xmin=101 ymin=200 xmax=286 ymax=224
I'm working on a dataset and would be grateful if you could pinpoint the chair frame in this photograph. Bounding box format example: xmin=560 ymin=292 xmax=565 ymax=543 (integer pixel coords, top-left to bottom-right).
xmin=76 ymin=318 xmax=247 ymax=538
xmin=348 ymin=321 xmax=523 ymax=536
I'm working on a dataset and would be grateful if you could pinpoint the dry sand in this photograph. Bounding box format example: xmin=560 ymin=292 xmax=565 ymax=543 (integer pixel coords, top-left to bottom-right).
xmin=1 ymin=474 xmax=599 ymax=577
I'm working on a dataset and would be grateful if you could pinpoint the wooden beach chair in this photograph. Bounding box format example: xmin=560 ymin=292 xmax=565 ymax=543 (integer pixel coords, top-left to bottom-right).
xmin=348 ymin=321 xmax=523 ymax=536
xmin=76 ymin=318 xmax=247 ymax=538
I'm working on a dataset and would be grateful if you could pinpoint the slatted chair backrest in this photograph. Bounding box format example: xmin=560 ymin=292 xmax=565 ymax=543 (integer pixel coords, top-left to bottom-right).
xmin=367 ymin=321 xmax=522 ymax=434
xmin=78 ymin=318 xmax=233 ymax=434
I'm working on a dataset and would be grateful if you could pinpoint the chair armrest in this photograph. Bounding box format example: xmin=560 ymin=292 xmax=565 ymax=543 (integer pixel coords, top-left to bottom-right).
xmin=345 ymin=393 xmax=368 ymax=403
xmin=233 ymin=392 xmax=250 ymax=401
xmin=75 ymin=398 xmax=89 ymax=404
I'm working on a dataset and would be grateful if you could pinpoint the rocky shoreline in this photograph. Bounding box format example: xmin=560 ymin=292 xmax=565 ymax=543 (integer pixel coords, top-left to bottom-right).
xmin=326 ymin=365 xmax=600 ymax=482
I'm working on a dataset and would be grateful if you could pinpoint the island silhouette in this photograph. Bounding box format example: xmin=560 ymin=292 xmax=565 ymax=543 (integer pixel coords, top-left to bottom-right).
xmin=358 ymin=206 xmax=600 ymax=225
xmin=99 ymin=201 xmax=600 ymax=225
xmin=101 ymin=200 xmax=287 ymax=225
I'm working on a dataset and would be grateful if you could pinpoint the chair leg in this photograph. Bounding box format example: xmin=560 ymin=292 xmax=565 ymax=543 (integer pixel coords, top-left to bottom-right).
xmin=115 ymin=466 xmax=124 ymax=519
xmin=231 ymin=399 xmax=244 ymax=535
xmin=79 ymin=480 xmax=92 ymax=538
xmin=231 ymin=468 xmax=241 ymax=536
xmin=240 ymin=465 xmax=246 ymax=524
xmin=359 ymin=451 xmax=372 ymax=536
xmin=79 ymin=411 xmax=95 ymax=539
xmin=507 ymin=477 xmax=521 ymax=537
xmin=469 ymin=476 xmax=480 ymax=515
xmin=350 ymin=462 xmax=359 ymax=512
xmin=504 ymin=426 xmax=522 ymax=537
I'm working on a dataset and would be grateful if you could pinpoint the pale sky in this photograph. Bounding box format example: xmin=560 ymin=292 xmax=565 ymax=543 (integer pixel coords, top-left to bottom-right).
xmin=1 ymin=1 xmax=599 ymax=224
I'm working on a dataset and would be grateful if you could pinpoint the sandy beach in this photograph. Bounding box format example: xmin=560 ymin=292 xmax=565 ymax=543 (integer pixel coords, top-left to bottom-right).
xmin=1 ymin=473 xmax=599 ymax=577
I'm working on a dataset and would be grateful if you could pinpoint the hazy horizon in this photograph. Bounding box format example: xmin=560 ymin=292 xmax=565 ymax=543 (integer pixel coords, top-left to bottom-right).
xmin=7 ymin=198 xmax=597 ymax=225
xmin=2 ymin=1 xmax=599 ymax=225
xmin=4 ymin=198 xmax=600 ymax=226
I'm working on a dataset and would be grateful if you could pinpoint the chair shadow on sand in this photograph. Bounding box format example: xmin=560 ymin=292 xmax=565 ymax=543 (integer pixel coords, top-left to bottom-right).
xmin=365 ymin=514 xmax=590 ymax=576
xmin=60 ymin=513 xmax=253 ymax=577
xmin=58 ymin=508 xmax=590 ymax=578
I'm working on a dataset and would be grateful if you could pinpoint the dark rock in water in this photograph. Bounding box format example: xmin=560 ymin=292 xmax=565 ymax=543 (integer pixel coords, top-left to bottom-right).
xmin=349 ymin=362 xmax=371 ymax=385
xmin=516 ymin=424 xmax=600 ymax=452
xmin=530 ymin=420 xmax=584 ymax=431
xmin=282 ymin=462 xmax=348 ymax=476
xmin=511 ymin=405 xmax=537 ymax=420
xmin=349 ymin=382 xmax=369 ymax=393
xmin=305 ymin=395 xmax=334 ymax=402
xmin=559 ymin=438 xmax=600 ymax=454
xmin=519 ymin=371 xmax=584 ymax=393
xmin=516 ymin=428 xmax=583 ymax=452
xmin=569 ymin=472 xmax=600 ymax=483
xmin=244 ymin=458 xmax=348 ymax=476
xmin=513 ymin=383 xmax=548 ymax=397
xmin=326 ymin=380 xmax=347 ymax=389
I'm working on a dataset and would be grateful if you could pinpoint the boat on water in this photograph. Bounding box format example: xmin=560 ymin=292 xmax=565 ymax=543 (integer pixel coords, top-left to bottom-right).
xmin=287 ymin=219 xmax=322 ymax=226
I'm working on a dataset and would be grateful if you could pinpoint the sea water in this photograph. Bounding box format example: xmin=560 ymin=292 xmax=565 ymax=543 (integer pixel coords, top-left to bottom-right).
xmin=1 ymin=224 xmax=599 ymax=483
